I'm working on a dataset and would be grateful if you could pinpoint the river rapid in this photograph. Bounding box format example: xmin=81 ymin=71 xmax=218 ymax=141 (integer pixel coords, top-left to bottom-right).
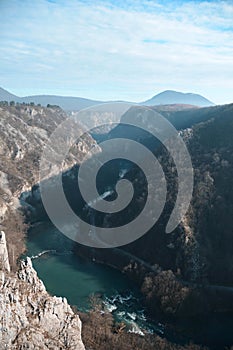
xmin=26 ymin=221 xmax=165 ymax=337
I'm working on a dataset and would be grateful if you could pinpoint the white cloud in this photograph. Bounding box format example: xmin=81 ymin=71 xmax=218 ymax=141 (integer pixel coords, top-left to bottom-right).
xmin=0 ymin=0 xmax=233 ymax=103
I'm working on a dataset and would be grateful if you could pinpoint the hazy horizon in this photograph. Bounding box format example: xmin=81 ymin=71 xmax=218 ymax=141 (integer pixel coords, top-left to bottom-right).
xmin=1 ymin=0 xmax=233 ymax=104
xmin=0 ymin=85 xmax=216 ymax=105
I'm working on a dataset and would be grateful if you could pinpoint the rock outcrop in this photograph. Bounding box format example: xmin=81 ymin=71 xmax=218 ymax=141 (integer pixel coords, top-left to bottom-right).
xmin=0 ymin=104 xmax=96 ymax=349
xmin=0 ymin=235 xmax=85 ymax=349
xmin=0 ymin=231 xmax=10 ymax=273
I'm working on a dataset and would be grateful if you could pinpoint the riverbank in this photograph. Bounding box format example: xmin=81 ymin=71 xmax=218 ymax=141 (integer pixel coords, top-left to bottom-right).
xmin=25 ymin=220 xmax=233 ymax=350
xmin=26 ymin=221 xmax=211 ymax=350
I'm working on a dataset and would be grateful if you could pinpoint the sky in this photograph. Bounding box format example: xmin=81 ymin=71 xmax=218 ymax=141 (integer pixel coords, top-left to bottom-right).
xmin=0 ymin=0 xmax=233 ymax=104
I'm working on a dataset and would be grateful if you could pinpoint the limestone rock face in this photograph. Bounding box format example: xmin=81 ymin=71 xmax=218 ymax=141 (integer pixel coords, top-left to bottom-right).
xmin=0 ymin=104 xmax=100 ymax=268
xmin=0 ymin=231 xmax=10 ymax=272
xmin=0 ymin=257 xmax=85 ymax=350
xmin=0 ymin=105 xmax=90 ymax=349
xmin=0 ymin=104 xmax=99 ymax=199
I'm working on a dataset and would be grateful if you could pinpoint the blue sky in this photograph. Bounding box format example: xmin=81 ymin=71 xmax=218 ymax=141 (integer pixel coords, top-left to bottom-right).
xmin=0 ymin=0 xmax=233 ymax=104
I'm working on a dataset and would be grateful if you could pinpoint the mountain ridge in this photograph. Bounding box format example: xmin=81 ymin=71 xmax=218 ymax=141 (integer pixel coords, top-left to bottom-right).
xmin=0 ymin=87 xmax=19 ymax=102
xmin=0 ymin=86 xmax=214 ymax=110
xmin=142 ymin=90 xmax=214 ymax=107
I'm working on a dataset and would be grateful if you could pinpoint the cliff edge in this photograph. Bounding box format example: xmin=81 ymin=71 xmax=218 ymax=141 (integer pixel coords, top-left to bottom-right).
xmin=0 ymin=230 xmax=85 ymax=349
xmin=0 ymin=104 xmax=89 ymax=349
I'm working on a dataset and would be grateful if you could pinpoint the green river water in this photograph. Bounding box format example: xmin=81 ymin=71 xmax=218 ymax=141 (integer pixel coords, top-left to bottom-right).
xmin=26 ymin=221 xmax=163 ymax=336
xmin=25 ymin=221 xmax=233 ymax=349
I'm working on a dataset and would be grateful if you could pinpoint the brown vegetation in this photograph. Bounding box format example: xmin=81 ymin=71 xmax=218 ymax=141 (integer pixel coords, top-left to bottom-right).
xmin=79 ymin=304 xmax=207 ymax=350
xmin=1 ymin=208 xmax=27 ymax=271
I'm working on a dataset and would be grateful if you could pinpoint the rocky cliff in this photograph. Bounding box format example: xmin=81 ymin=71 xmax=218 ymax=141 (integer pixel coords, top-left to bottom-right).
xmin=1 ymin=101 xmax=233 ymax=349
xmin=0 ymin=104 xmax=97 ymax=349
xmin=0 ymin=231 xmax=10 ymax=273
xmin=0 ymin=231 xmax=85 ymax=349
xmin=0 ymin=104 xmax=98 ymax=269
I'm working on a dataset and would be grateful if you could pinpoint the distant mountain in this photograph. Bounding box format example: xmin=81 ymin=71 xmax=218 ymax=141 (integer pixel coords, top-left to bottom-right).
xmin=142 ymin=90 xmax=214 ymax=107
xmin=0 ymin=87 xmax=103 ymax=111
xmin=0 ymin=87 xmax=215 ymax=110
xmin=0 ymin=87 xmax=20 ymax=102
xmin=19 ymin=94 xmax=103 ymax=111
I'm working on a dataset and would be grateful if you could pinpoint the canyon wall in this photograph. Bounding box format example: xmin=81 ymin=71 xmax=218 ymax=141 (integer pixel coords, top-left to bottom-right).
xmin=0 ymin=230 xmax=85 ymax=349
xmin=0 ymin=104 xmax=100 ymax=349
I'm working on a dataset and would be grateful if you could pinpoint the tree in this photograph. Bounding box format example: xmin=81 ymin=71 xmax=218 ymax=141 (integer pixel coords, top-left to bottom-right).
xmin=0 ymin=101 xmax=8 ymax=106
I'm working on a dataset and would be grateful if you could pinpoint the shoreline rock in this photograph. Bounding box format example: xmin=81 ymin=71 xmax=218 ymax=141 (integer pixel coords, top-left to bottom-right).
xmin=0 ymin=253 xmax=85 ymax=349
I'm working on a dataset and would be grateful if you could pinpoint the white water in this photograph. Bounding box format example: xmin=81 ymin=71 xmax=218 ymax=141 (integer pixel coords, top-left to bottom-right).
xmin=84 ymin=166 xmax=128 ymax=211
xmin=128 ymin=322 xmax=145 ymax=336
xmin=30 ymin=249 xmax=57 ymax=259
xmin=119 ymin=168 xmax=128 ymax=179
xmin=85 ymin=189 xmax=114 ymax=209
xmin=101 ymin=292 xmax=163 ymax=336
xmin=30 ymin=249 xmax=73 ymax=260
xmin=27 ymin=223 xmax=165 ymax=338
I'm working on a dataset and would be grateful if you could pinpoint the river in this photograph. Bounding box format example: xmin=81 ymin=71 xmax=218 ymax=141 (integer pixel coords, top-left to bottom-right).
xmin=24 ymin=146 xmax=233 ymax=349
xmin=25 ymin=218 xmax=233 ymax=349
xmin=26 ymin=221 xmax=165 ymax=337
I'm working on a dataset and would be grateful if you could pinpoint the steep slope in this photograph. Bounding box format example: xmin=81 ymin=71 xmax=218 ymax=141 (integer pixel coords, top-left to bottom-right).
xmin=0 ymin=104 xmax=101 ymax=349
xmin=135 ymin=103 xmax=233 ymax=289
xmin=2 ymin=100 xmax=231 ymax=348
xmin=142 ymin=90 xmax=214 ymax=107
xmin=179 ymin=103 xmax=233 ymax=284
xmin=108 ymin=103 xmax=225 ymax=147
xmin=0 ymin=103 xmax=209 ymax=350
xmin=74 ymin=103 xmax=233 ymax=328
xmin=0 ymin=241 xmax=85 ymax=350
xmin=114 ymin=103 xmax=233 ymax=283
xmin=0 ymin=104 xmax=98 ymax=269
